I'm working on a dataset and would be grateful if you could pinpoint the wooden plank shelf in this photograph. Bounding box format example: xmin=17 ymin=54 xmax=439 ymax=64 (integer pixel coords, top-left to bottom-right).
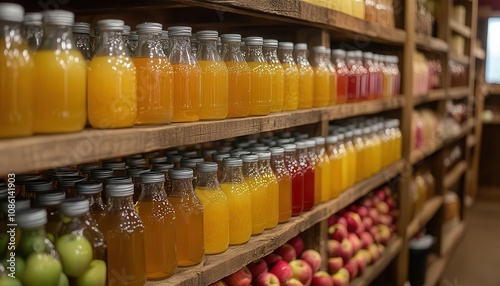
xmin=414 ymin=89 xmax=446 ymax=105
xmin=424 ymin=222 xmax=466 ymax=286
xmin=415 ymin=34 xmax=449 ymax=53
xmin=325 ymin=96 xmax=405 ymax=120
xmin=444 ymin=161 xmax=467 ymax=190
xmin=448 ymin=86 xmax=469 ymax=100
xmin=449 ymin=19 xmax=472 ymax=38
xmin=406 ymin=196 xmax=444 ymax=239
xmin=467 ymin=134 xmax=476 ymax=148
xmin=449 ymin=52 xmax=470 ymax=65
xmin=146 ymin=160 xmax=405 ymax=286
xmin=350 ymin=237 xmax=403 ymax=286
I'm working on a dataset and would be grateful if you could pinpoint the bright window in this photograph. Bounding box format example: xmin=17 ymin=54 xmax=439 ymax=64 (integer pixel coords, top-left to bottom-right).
xmin=486 ymin=17 xmax=500 ymax=83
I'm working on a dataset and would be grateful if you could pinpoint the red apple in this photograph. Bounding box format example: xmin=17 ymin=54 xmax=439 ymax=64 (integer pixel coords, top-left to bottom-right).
xmin=224 ymin=267 xmax=252 ymax=286
xmin=344 ymin=212 xmax=362 ymax=233
xmin=359 ymin=232 xmax=374 ymax=249
xmin=368 ymin=244 xmax=381 ymax=262
xmin=274 ymin=244 xmax=297 ymax=262
xmin=389 ymin=224 xmax=397 ymax=234
xmin=288 ymin=236 xmax=305 ymax=256
xmin=378 ymin=243 xmax=385 ymax=254
xmin=353 ymin=252 xmax=367 ymax=274
xmin=368 ymin=208 xmax=381 ymax=224
xmin=288 ymin=278 xmax=304 ymax=286
xmin=347 ymin=233 xmax=362 ymax=253
xmin=362 ymin=217 xmax=373 ymax=230
xmin=354 ymin=223 xmax=366 ymax=237
xmin=374 ymin=189 xmax=387 ymax=201
xmin=328 ymin=216 xmax=347 ymax=228
xmin=339 ymin=238 xmax=354 ymax=263
xmin=269 ymin=260 xmax=293 ymax=285
xmin=327 ymin=257 xmax=343 ymax=275
xmin=353 ymin=205 xmax=368 ymax=218
xmin=300 ymin=249 xmax=322 ymax=273
xmin=331 ymin=268 xmax=350 ymax=286
xmin=369 ymin=226 xmax=381 ymax=243
xmin=377 ymin=225 xmax=392 ymax=245
xmin=379 ymin=214 xmax=393 ymax=226
xmin=327 ymin=239 xmax=341 ymax=258
xmin=289 ymin=259 xmax=313 ymax=286
xmin=386 ymin=197 xmax=396 ymax=209
xmin=344 ymin=259 xmax=359 ymax=279
xmin=264 ymin=253 xmax=283 ymax=268
xmin=209 ymin=281 xmax=228 ymax=286
xmin=376 ymin=202 xmax=390 ymax=215
xmin=247 ymin=259 xmax=268 ymax=281
xmin=328 ymin=224 xmax=348 ymax=242
xmin=356 ymin=249 xmax=372 ymax=265
xmin=311 ymin=271 xmax=333 ymax=286
xmin=254 ymin=272 xmax=280 ymax=286
xmin=360 ymin=197 xmax=374 ymax=208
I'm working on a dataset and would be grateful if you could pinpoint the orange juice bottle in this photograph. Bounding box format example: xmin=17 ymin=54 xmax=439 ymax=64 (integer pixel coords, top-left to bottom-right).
xmin=327 ymin=135 xmax=344 ymax=198
xmin=241 ymin=154 xmax=267 ymax=235
xmin=263 ymin=39 xmax=285 ymax=113
xmin=352 ymin=0 xmax=366 ymax=19
xmin=195 ymin=162 xmax=230 ymax=254
xmin=221 ymin=34 xmax=251 ymax=118
xmin=370 ymin=124 xmax=382 ymax=173
xmin=88 ymin=19 xmax=136 ymax=128
xmin=304 ymin=139 xmax=322 ymax=206
xmin=344 ymin=131 xmax=357 ymax=187
xmin=22 ymin=12 xmax=43 ymax=52
xmin=135 ymin=172 xmax=177 ymax=279
xmin=133 ymin=22 xmax=173 ymax=125
xmin=168 ymin=26 xmax=201 ymax=122
xmin=378 ymin=121 xmax=390 ymax=168
xmin=353 ymin=128 xmax=367 ymax=181
xmin=167 ymin=168 xmax=204 ymax=266
xmin=196 ymin=30 xmax=228 ymax=120
xmin=278 ymin=42 xmax=299 ymax=111
xmin=0 ymin=3 xmax=34 ymax=138
xmin=100 ymin=183 xmax=146 ymax=286
xmin=257 ymin=151 xmax=280 ymax=229
xmin=220 ymin=158 xmax=252 ymax=245
xmin=269 ymin=147 xmax=292 ymax=223
xmin=311 ymin=46 xmax=330 ymax=107
xmin=362 ymin=126 xmax=376 ymax=177
xmin=313 ymin=137 xmax=332 ymax=203
xmin=246 ymin=37 xmax=272 ymax=116
xmin=326 ymin=49 xmax=338 ymax=105
xmin=212 ymin=152 xmax=231 ymax=182
xmin=295 ymin=43 xmax=314 ymax=109
xmin=35 ymin=10 xmax=87 ymax=133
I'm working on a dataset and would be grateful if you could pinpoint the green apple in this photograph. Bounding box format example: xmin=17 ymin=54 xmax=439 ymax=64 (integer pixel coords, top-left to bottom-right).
xmin=76 ymin=259 xmax=106 ymax=286
xmin=58 ymin=273 xmax=69 ymax=286
xmin=2 ymin=257 xmax=25 ymax=278
xmin=0 ymin=276 xmax=22 ymax=286
xmin=20 ymin=253 xmax=62 ymax=286
xmin=18 ymin=234 xmax=46 ymax=259
xmin=56 ymin=234 xmax=93 ymax=277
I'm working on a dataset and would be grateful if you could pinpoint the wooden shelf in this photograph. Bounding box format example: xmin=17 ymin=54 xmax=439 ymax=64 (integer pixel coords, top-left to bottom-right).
xmin=406 ymin=196 xmax=444 ymax=239
xmin=424 ymin=222 xmax=466 ymax=286
xmin=414 ymin=89 xmax=446 ymax=105
xmin=475 ymin=47 xmax=486 ymax=60
xmin=449 ymin=19 xmax=471 ymax=38
xmin=448 ymin=86 xmax=469 ymax=100
xmin=449 ymin=52 xmax=470 ymax=65
xmin=467 ymin=134 xmax=476 ymax=148
xmin=145 ymin=160 xmax=405 ymax=285
xmin=444 ymin=161 xmax=467 ymax=190
xmin=325 ymin=96 xmax=404 ymax=120
xmin=415 ymin=34 xmax=449 ymax=53
xmin=350 ymin=237 xmax=403 ymax=286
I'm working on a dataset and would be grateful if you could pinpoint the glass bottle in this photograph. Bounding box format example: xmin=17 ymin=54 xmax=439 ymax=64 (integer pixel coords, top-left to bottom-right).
xmin=373 ymin=54 xmax=384 ymax=99
xmin=167 ymin=168 xmax=204 ymax=266
xmin=352 ymin=0 xmax=366 ymax=19
xmin=363 ymin=52 xmax=377 ymax=100
xmin=22 ymin=12 xmax=43 ymax=51
xmin=73 ymin=22 xmax=92 ymax=61
xmin=362 ymin=126 xmax=376 ymax=177
xmin=135 ymin=172 xmax=177 ymax=279
xmin=100 ymin=183 xmax=146 ymax=285
xmin=0 ymin=3 xmax=34 ymax=138
xmin=126 ymin=158 xmax=148 ymax=169
xmin=332 ymin=49 xmax=349 ymax=104
xmin=196 ymin=30 xmax=229 ymax=120
xmin=312 ymin=46 xmax=330 ymax=107
xmin=354 ymin=51 xmax=369 ymax=101
xmin=24 ymin=180 xmax=54 ymax=203
xmin=371 ymin=124 xmax=383 ymax=174
xmin=221 ymin=34 xmax=251 ymax=118
xmin=381 ymin=55 xmax=393 ymax=98
xmin=168 ymin=26 xmax=201 ymax=122
xmin=58 ymin=176 xmax=86 ymax=198
xmin=278 ymin=42 xmax=299 ymax=111
xmin=167 ymin=154 xmax=183 ymax=168
xmin=353 ymin=128 xmax=367 ymax=181
xmin=246 ymin=37 xmax=273 ymax=116
xmin=220 ymin=158 xmax=252 ymax=244
xmin=129 ymin=31 xmax=138 ymax=54
xmin=263 ymin=39 xmax=285 ymax=113
xmin=133 ymin=22 xmax=173 ymax=125
xmin=57 ymin=198 xmax=107 ymax=284
xmin=347 ymin=51 xmax=362 ymax=103
xmin=314 ymin=137 xmax=332 ymax=203
xmin=35 ymin=191 xmax=66 ymax=242
xmin=212 ymin=152 xmax=231 ymax=182
xmin=269 ymin=147 xmax=292 ymax=223
xmin=122 ymin=25 xmax=131 ymax=54
xmin=344 ymin=131 xmax=358 ymax=187
xmin=195 ymin=162 xmax=230 ymax=254
xmin=161 ymin=30 xmax=169 ymax=55
xmin=256 ymin=151 xmax=280 ymax=229
xmin=294 ymin=43 xmax=314 ymax=109
xmin=151 ymin=163 xmax=174 ymax=194
xmin=296 ymin=141 xmax=315 ymax=211
xmin=126 ymin=167 xmax=150 ymax=202
xmin=376 ymin=0 xmax=388 ymax=27
xmin=337 ymin=133 xmax=351 ymax=190
xmin=325 ymin=48 xmax=338 ymax=105
xmin=190 ymin=34 xmax=198 ymax=58
xmin=304 ymin=139 xmax=321 ymax=206
xmin=326 ymin=135 xmax=343 ymax=199
xmin=102 ymin=161 xmax=127 ymax=177
xmin=365 ymin=0 xmax=377 ymax=22
xmin=88 ymin=19 xmax=136 ymax=128
xmin=391 ymin=56 xmax=401 ymax=96
xmin=282 ymin=144 xmax=304 ymax=216
xmin=76 ymin=181 xmax=106 ymax=227
xmin=34 ymin=10 xmax=86 ymax=133
xmin=241 ymin=154 xmax=267 ymax=235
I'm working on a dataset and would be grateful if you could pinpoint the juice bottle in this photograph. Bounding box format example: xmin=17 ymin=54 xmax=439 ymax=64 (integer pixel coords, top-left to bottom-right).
xmin=246 ymin=37 xmax=273 ymax=116
xmin=352 ymin=0 xmax=366 ymax=19
xmin=76 ymin=181 xmax=106 ymax=227
xmin=381 ymin=55 xmax=393 ymax=98
xmin=325 ymin=49 xmax=338 ymax=105
xmin=241 ymin=154 xmax=267 ymax=235
xmin=392 ymin=119 xmax=402 ymax=162
xmin=354 ymin=51 xmax=369 ymax=101
xmin=373 ymin=54 xmax=384 ymax=99
xmin=332 ymin=49 xmax=349 ymax=104
xmin=370 ymin=124 xmax=382 ymax=174
xmin=167 ymin=168 xmax=204 ymax=266
xmin=344 ymin=131 xmax=357 ymax=187
xmin=353 ymin=128 xmax=367 ymax=181
xmin=390 ymin=56 xmax=401 ymax=96
xmin=212 ymin=152 xmax=231 ymax=182
xmin=135 ymin=172 xmax=177 ymax=279
xmin=73 ymin=22 xmax=92 ymax=61
xmin=197 ymin=30 xmax=228 ymax=120
xmin=362 ymin=126 xmax=376 ymax=177
xmin=295 ymin=43 xmax=314 ymax=109
xmin=161 ymin=30 xmax=170 ymax=56
xmin=263 ymin=39 xmax=285 ymax=113
xmin=195 ymin=162 xmax=229 ymax=254
xmin=313 ymin=137 xmax=332 ymax=203
xmin=283 ymin=144 xmax=304 ymax=216
xmin=363 ymin=52 xmax=377 ymax=100
xmin=133 ymin=22 xmax=173 ymax=125
xmin=34 ymin=10 xmax=87 ymax=133
xmin=311 ymin=46 xmax=331 ymax=107
xmin=296 ymin=141 xmax=315 ymax=211
xmin=327 ymin=135 xmax=344 ymax=199
xmin=88 ymin=19 xmax=136 ymax=128
xmin=168 ymin=26 xmax=201 ymax=122
xmin=278 ymin=42 xmax=299 ymax=111
xmin=0 ymin=3 xmax=34 ymax=138
xmin=269 ymin=147 xmax=292 ymax=223
xmin=129 ymin=30 xmax=138 ymax=55
xmin=100 ymin=183 xmax=146 ymax=286
xmin=304 ymin=139 xmax=322 ymax=206
xmin=340 ymin=0 xmax=353 ymax=15
xmin=346 ymin=51 xmax=360 ymax=103
xmin=220 ymin=158 xmax=252 ymax=244
xmin=22 ymin=12 xmax=43 ymax=51
xmin=257 ymin=151 xmax=280 ymax=229
xmin=221 ymin=34 xmax=251 ymax=118
xmin=35 ymin=191 xmax=66 ymax=241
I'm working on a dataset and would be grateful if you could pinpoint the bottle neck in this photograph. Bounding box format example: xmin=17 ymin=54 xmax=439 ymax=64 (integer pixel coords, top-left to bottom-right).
xmin=222 ymin=166 xmax=245 ymax=183
xmin=197 ymin=39 xmax=220 ymax=61
xmin=81 ymin=193 xmax=105 ymax=208
xmin=135 ymin=32 xmax=165 ymax=58
xmin=242 ymin=162 xmax=260 ymax=178
xmin=95 ymin=30 xmax=128 ymax=57
xmin=0 ymin=20 xmax=21 ymax=38
xmin=246 ymin=45 xmax=266 ymax=62
xmin=39 ymin=24 xmax=76 ymax=51
xmin=196 ymin=171 xmax=220 ymax=188
xmin=263 ymin=46 xmax=279 ymax=63
xmin=278 ymin=49 xmax=295 ymax=64
xmin=138 ymin=182 xmax=167 ymax=201
xmin=107 ymin=195 xmax=135 ymax=210
xmin=222 ymin=41 xmax=245 ymax=62
xmin=258 ymin=159 xmax=273 ymax=173
xmin=271 ymin=155 xmax=287 ymax=171
xmin=170 ymin=177 xmax=195 ymax=196
xmin=74 ymin=33 xmax=92 ymax=60
xmin=21 ymin=225 xmax=46 ymax=237
xmin=169 ymin=35 xmax=196 ymax=64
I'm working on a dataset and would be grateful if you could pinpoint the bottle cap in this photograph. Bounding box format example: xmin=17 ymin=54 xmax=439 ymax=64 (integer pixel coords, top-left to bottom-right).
xmin=164 ymin=150 xmax=179 ymax=156
xmin=313 ymin=45 xmax=326 ymax=53
xmin=122 ymin=25 xmax=131 ymax=35
xmin=36 ymin=191 xmax=66 ymax=206
xmin=363 ymin=52 xmax=373 ymax=60
xmin=230 ymin=150 xmax=251 ymax=158
xmin=282 ymin=144 xmax=297 ymax=152
xmin=15 ymin=174 xmax=43 ymax=183
xmin=76 ymin=181 xmax=103 ymax=195
xmin=332 ymin=49 xmax=346 ymax=57
xmin=337 ymin=133 xmax=345 ymax=141
xmin=240 ymin=154 xmax=258 ymax=163
xmin=168 ymin=26 xmax=192 ymax=36
xmin=141 ymin=172 xmax=165 ymax=183
xmin=106 ymin=183 xmax=134 ymax=197
xmin=78 ymin=164 xmax=100 ymax=173
xmin=245 ymin=36 xmax=263 ymax=46
xmin=168 ymin=168 xmax=194 ymax=179
xmin=354 ymin=129 xmax=363 ymax=136
xmin=312 ymin=137 xmax=326 ymax=145
xmin=197 ymin=30 xmax=218 ymax=40
xmin=196 ymin=162 xmax=218 ymax=173
xmin=91 ymin=169 xmax=113 ymax=180
xmin=25 ymin=180 xmax=53 ymax=193
xmin=182 ymin=150 xmax=198 ymax=158
xmin=277 ymin=138 xmax=292 ymax=146
xmin=136 ymin=22 xmax=162 ymax=33
xmin=0 ymin=3 xmax=24 ymax=22
xmin=48 ymin=170 xmax=80 ymax=180
xmin=17 ymin=209 xmax=47 ymax=229
xmin=97 ymin=19 xmax=124 ymax=31
xmin=256 ymin=151 xmax=271 ymax=160
xmin=167 ymin=154 xmax=183 ymax=164
xmin=58 ymin=176 xmax=86 ymax=188
xmin=221 ymin=34 xmax=241 ymax=42
xmin=102 ymin=161 xmax=126 ymax=170
xmin=346 ymin=51 xmax=356 ymax=58
xmin=180 ymin=157 xmax=204 ymax=168
xmin=269 ymin=147 xmax=285 ymax=156
xmin=161 ymin=30 xmax=169 ymax=40
xmin=149 ymin=156 xmax=168 ymax=164
xmin=0 ymin=199 xmax=30 ymax=214
xmin=363 ymin=127 xmax=371 ymax=134
xmin=304 ymin=139 xmax=316 ymax=148
xmin=203 ymin=149 xmax=217 ymax=157
xmin=24 ymin=12 xmax=43 ymax=26
xmin=151 ymin=163 xmax=174 ymax=173
xmin=345 ymin=131 xmax=354 ymax=138
xmin=278 ymin=42 xmax=294 ymax=49
xmin=212 ymin=152 xmax=230 ymax=162
xmin=294 ymin=43 xmax=308 ymax=50
xmin=107 ymin=176 xmax=133 ymax=184
xmin=295 ymin=141 xmax=307 ymax=150
xmin=130 ymin=31 xmax=138 ymax=41
xmin=222 ymin=157 xmax=243 ymax=167
xmin=326 ymin=135 xmax=338 ymax=144
xmin=126 ymin=158 xmax=147 ymax=168
xmin=60 ymin=198 xmax=89 ymax=217
xmin=263 ymin=39 xmax=278 ymax=48
xmin=354 ymin=50 xmax=363 ymax=58
xmin=251 ymin=146 xmax=269 ymax=152
xmin=43 ymin=10 xmax=74 ymax=26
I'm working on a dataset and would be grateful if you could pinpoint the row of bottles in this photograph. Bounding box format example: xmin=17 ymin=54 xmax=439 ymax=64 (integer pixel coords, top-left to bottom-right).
xmin=0 ymin=3 xmax=401 ymax=139
xmin=413 ymin=52 xmax=442 ymax=97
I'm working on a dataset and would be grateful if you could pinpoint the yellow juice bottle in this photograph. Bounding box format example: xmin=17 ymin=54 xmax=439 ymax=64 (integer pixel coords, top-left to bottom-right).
xmin=344 ymin=131 xmax=358 ymax=186
xmin=354 ymin=129 xmax=367 ymax=181
xmin=327 ymin=135 xmax=343 ymax=199
xmin=278 ymin=42 xmax=299 ymax=111
xmin=257 ymin=152 xmax=280 ymax=229
xmin=242 ymin=154 xmax=267 ymax=234
xmin=379 ymin=121 xmax=391 ymax=168
xmin=371 ymin=124 xmax=382 ymax=173
xmin=362 ymin=127 xmax=376 ymax=177
xmin=295 ymin=43 xmax=314 ymax=109
xmin=326 ymin=49 xmax=338 ymax=105
xmin=312 ymin=46 xmax=331 ymax=107
xmin=269 ymin=147 xmax=292 ymax=223
xmin=0 ymin=4 xmax=34 ymax=138
xmin=313 ymin=137 xmax=332 ymax=203
xmin=263 ymin=39 xmax=285 ymax=113
xmin=352 ymin=0 xmax=366 ymax=19
xmin=246 ymin=37 xmax=272 ymax=116
xmin=336 ymin=134 xmax=350 ymax=191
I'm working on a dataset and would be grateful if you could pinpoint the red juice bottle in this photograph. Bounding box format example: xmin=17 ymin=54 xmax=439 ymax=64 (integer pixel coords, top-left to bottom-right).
xmin=363 ymin=52 xmax=377 ymax=100
xmin=354 ymin=51 xmax=369 ymax=101
xmin=296 ymin=141 xmax=315 ymax=211
xmin=283 ymin=143 xmax=304 ymax=216
xmin=346 ymin=51 xmax=360 ymax=102
xmin=332 ymin=49 xmax=349 ymax=104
